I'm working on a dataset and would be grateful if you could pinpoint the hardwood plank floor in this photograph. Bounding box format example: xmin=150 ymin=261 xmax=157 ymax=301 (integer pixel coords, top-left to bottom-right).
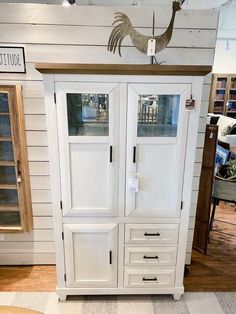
xmin=185 ymin=202 xmax=236 ymax=292
xmin=0 ymin=266 xmax=56 ymax=292
xmin=0 ymin=203 xmax=236 ymax=292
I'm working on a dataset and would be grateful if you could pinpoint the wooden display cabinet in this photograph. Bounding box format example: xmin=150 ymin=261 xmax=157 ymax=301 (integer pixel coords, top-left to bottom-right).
xmin=210 ymin=73 xmax=236 ymax=117
xmin=0 ymin=85 xmax=32 ymax=233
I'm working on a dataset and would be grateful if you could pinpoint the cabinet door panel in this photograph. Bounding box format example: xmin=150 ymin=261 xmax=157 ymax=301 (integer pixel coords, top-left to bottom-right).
xmin=56 ymin=82 xmax=119 ymax=217
xmin=70 ymin=143 xmax=109 ymax=211
xmin=64 ymin=223 xmax=118 ymax=288
xmin=126 ymin=83 xmax=190 ymax=218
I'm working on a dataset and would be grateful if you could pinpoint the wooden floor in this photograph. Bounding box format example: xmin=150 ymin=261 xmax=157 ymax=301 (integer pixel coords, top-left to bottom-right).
xmin=0 ymin=203 xmax=236 ymax=292
xmin=185 ymin=202 xmax=236 ymax=292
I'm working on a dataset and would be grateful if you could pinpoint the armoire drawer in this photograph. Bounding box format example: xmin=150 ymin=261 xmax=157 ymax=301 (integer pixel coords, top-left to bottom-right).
xmin=124 ymin=268 xmax=175 ymax=288
xmin=124 ymin=247 xmax=177 ymax=266
xmin=125 ymin=224 xmax=179 ymax=244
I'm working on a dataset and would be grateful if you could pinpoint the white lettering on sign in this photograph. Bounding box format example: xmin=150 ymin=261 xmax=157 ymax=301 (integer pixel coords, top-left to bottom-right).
xmin=0 ymin=47 xmax=25 ymax=73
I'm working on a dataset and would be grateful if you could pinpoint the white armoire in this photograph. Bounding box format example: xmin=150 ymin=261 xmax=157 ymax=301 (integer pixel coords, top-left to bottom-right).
xmin=37 ymin=63 xmax=211 ymax=301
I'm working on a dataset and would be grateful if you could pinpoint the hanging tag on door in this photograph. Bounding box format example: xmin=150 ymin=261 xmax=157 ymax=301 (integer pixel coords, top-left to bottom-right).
xmin=186 ymin=95 xmax=196 ymax=111
xmin=147 ymin=39 xmax=156 ymax=56
xmin=128 ymin=177 xmax=139 ymax=192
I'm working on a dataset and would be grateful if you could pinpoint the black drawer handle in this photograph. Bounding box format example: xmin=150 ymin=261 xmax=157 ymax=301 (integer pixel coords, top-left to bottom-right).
xmin=110 ymin=146 xmax=112 ymax=163
xmin=144 ymin=233 xmax=160 ymax=237
xmin=109 ymin=250 xmax=112 ymax=265
xmin=142 ymin=277 xmax=158 ymax=282
xmin=133 ymin=146 xmax=136 ymax=163
xmin=143 ymin=255 xmax=159 ymax=259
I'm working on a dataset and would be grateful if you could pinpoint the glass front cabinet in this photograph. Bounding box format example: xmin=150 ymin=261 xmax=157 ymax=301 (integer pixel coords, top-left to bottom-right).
xmin=0 ymin=85 xmax=32 ymax=233
xmin=39 ymin=64 xmax=211 ymax=301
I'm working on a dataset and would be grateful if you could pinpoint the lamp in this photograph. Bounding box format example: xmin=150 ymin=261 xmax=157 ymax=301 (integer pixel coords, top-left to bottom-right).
xmin=62 ymin=0 xmax=76 ymax=6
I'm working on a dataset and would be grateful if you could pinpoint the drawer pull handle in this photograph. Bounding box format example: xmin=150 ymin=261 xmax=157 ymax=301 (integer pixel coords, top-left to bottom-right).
xmin=143 ymin=255 xmax=159 ymax=259
xmin=142 ymin=277 xmax=158 ymax=282
xmin=110 ymin=146 xmax=113 ymax=163
xmin=133 ymin=146 xmax=136 ymax=163
xmin=144 ymin=232 xmax=160 ymax=237
xmin=109 ymin=250 xmax=112 ymax=265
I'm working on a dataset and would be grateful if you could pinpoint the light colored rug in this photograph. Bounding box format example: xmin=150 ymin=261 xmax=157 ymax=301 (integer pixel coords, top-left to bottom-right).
xmin=0 ymin=292 xmax=235 ymax=314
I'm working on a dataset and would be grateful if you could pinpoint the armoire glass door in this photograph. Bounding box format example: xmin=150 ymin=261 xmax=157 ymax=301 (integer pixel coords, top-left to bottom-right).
xmin=126 ymin=83 xmax=191 ymax=218
xmin=56 ymin=82 xmax=119 ymax=217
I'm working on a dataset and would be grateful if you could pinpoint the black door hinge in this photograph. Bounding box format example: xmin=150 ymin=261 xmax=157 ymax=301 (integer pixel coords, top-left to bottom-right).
xmin=54 ymin=92 xmax=56 ymax=104
xmin=181 ymin=201 xmax=183 ymax=210
xmin=60 ymin=201 xmax=63 ymax=210
xmin=64 ymin=274 xmax=66 ymax=282
xmin=62 ymin=232 xmax=64 ymax=240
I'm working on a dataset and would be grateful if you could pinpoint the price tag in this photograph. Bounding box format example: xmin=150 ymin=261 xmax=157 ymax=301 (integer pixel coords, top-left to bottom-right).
xmin=185 ymin=98 xmax=195 ymax=111
xmin=128 ymin=177 xmax=139 ymax=192
xmin=147 ymin=39 xmax=156 ymax=56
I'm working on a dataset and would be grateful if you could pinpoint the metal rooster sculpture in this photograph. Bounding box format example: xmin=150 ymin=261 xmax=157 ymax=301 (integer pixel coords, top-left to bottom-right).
xmin=107 ymin=0 xmax=185 ymax=63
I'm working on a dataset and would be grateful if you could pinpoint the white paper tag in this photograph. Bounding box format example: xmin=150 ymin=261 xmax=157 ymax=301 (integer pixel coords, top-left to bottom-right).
xmin=147 ymin=39 xmax=156 ymax=56
xmin=128 ymin=177 xmax=139 ymax=192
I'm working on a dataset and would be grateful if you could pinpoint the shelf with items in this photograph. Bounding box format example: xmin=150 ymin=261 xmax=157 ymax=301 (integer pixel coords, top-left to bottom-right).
xmin=0 ymin=86 xmax=32 ymax=233
xmin=210 ymin=74 xmax=236 ymax=116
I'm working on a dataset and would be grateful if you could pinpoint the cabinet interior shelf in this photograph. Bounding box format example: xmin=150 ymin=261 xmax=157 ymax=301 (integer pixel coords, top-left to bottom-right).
xmin=0 ymin=136 xmax=12 ymax=141
xmin=0 ymin=112 xmax=10 ymax=116
xmin=0 ymin=184 xmax=17 ymax=189
xmin=0 ymin=161 xmax=15 ymax=166
xmin=0 ymin=204 xmax=19 ymax=211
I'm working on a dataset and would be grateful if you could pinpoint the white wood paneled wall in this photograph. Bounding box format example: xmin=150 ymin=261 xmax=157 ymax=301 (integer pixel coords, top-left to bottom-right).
xmin=0 ymin=3 xmax=218 ymax=265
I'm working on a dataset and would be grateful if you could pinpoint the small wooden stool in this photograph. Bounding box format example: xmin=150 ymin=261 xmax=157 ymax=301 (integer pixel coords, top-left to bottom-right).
xmin=0 ymin=306 xmax=43 ymax=314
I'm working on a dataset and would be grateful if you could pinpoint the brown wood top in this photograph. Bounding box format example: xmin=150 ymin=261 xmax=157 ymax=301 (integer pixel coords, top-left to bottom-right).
xmin=35 ymin=63 xmax=212 ymax=76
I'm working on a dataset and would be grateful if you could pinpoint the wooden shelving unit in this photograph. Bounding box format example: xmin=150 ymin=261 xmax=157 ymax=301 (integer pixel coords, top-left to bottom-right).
xmin=0 ymin=86 xmax=32 ymax=233
xmin=210 ymin=73 xmax=236 ymax=117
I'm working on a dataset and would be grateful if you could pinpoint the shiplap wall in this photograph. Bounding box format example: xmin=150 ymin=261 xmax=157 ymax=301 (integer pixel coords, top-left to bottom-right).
xmin=0 ymin=3 xmax=218 ymax=265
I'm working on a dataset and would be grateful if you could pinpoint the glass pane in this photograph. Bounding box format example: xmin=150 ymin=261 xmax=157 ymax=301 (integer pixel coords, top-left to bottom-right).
xmin=0 ymin=211 xmax=20 ymax=226
xmin=0 ymin=166 xmax=16 ymax=184
xmin=138 ymin=95 xmax=180 ymax=137
xmin=216 ymin=78 xmax=227 ymax=89
xmin=0 ymin=141 xmax=14 ymax=161
xmin=0 ymin=189 xmax=18 ymax=205
xmin=0 ymin=115 xmax=11 ymax=136
xmin=67 ymin=93 xmax=109 ymax=136
xmin=215 ymin=90 xmax=225 ymax=100
xmin=214 ymin=101 xmax=224 ymax=113
xmin=229 ymin=90 xmax=236 ymax=100
xmin=231 ymin=78 xmax=236 ymax=88
xmin=0 ymin=93 xmax=9 ymax=112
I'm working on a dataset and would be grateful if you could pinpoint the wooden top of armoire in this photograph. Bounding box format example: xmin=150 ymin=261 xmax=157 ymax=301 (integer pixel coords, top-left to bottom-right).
xmin=35 ymin=63 xmax=212 ymax=76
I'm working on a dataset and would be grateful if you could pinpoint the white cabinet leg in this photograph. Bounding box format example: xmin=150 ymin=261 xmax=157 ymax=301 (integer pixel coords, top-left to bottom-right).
xmin=173 ymin=294 xmax=182 ymax=301
xmin=58 ymin=295 xmax=67 ymax=302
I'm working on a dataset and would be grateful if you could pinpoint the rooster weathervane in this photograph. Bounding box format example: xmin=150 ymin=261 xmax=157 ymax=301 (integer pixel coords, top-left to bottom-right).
xmin=107 ymin=0 xmax=186 ymax=64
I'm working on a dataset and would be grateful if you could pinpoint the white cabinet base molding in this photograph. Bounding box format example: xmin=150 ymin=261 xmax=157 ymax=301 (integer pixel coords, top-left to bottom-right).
xmin=37 ymin=64 xmax=211 ymax=301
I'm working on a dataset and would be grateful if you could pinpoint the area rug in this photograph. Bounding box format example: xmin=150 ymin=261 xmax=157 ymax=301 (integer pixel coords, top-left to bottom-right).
xmin=0 ymin=292 xmax=235 ymax=314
